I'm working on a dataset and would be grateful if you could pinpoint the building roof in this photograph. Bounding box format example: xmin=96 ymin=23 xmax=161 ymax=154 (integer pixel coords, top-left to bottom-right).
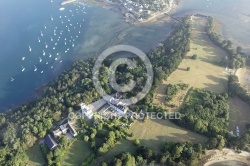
xmin=67 ymin=123 xmax=77 ymax=137
xmin=60 ymin=124 xmax=68 ymax=132
xmin=52 ymin=129 xmax=62 ymax=137
xmin=45 ymin=134 xmax=58 ymax=150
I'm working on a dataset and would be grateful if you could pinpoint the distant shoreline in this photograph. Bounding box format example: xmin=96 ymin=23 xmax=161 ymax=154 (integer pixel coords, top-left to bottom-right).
xmin=201 ymin=148 xmax=250 ymax=166
xmin=79 ymin=0 xmax=179 ymax=24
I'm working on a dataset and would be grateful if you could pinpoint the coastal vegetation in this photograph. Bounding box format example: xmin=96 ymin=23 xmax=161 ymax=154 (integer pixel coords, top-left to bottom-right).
xmin=206 ymin=16 xmax=246 ymax=69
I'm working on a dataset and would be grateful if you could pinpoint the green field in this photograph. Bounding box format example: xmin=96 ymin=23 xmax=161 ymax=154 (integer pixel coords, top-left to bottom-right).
xmin=153 ymin=16 xmax=228 ymax=110
xmin=91 ymin=139 xmax=136 ymax=166
xmin=228 ymin=97 xmax=250 ymax=136
xmin=129 ymin=119 xmax=207 ymax=152
xmin=62 ymin=140 xmax=93 ymax=166
xmin=27 ymin=143 xmax=46 ymax=166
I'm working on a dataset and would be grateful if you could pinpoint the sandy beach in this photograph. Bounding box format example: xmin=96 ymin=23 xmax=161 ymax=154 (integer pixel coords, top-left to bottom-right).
xmin=199 ymin=148 xmax=250 ymax=166
xmin=235 ymin=67 xmax=250 ymax=90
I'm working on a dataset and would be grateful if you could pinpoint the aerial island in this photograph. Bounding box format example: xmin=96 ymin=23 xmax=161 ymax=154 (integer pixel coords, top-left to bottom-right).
xmin=0 ymin=1 xmax=250 ymax=166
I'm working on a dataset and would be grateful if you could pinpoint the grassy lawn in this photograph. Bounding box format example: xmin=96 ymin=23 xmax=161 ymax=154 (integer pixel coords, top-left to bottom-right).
xmin=27 ymin=143 xmax=46 ymax=166
xmin=62 ymin=139 xmax=93 ymax=166
xmin=153 ymin=16 xmax=228 ymax=109
xmin=91 ymin=139 xmax=136 ymax=166
xmin=129 ymin=119 xmax=207 ymax=152
xmin=228 ymin=97 xmax=250 ymax=136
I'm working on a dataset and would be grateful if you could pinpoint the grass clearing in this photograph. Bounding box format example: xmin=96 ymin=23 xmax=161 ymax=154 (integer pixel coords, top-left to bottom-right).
xmin=62 ymin=140 xmax=93 ymax=166
xmin=129 ymin=119 xmax=207 ymax=152
xmin=153 ymin=16 xmax=228 ymax=109
xmin=228 ymin=97 xmax=250 ymax=136
xmin=27 ymin=143 xmax=46 ymax=166
xmin=91 ymin=139 xmax=136 ymax=166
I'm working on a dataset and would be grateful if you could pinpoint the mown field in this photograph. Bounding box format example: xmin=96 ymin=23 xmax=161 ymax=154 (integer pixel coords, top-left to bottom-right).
xmin=153 ymin=16 xmax=228 ymax=110
xmin=27 ymin=143 xmax=46 ymax=166
xmin=129 ymin=119 xmax=207 ymax=152
xmin=228 ymin=97 xmax=250 ymax=136
xmin=91 ymin=139 xmax=136 ymax=166
xmin=62 ymin=139 xmax=93 ymax=166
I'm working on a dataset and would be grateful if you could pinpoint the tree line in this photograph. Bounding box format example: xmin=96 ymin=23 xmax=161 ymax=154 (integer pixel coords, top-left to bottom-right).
xmin=206 ymin=16 xmax=246 ymax=69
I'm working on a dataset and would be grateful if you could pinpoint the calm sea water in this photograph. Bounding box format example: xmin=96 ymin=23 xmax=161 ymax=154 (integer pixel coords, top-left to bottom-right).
xmin=0 ymin=0 xmax=249 ymax=111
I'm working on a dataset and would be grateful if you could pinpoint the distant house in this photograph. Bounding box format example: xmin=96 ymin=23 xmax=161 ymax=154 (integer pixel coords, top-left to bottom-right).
xmin=81 ymin=103 xmax=93 ymax=119
xmin=44 ymin=134 xmax=58 ymax=150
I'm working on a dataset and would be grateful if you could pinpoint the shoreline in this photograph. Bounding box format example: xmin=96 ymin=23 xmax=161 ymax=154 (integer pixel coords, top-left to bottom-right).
xmin=235 ymin=67 xmax=250 ymax=89
xmin=137 ymin=0 xmax=179 ymax=24
xmin=200 ymin=148 xmax=250 ymax=166
xmin=80 ymin=0 xmax=179 ymax=25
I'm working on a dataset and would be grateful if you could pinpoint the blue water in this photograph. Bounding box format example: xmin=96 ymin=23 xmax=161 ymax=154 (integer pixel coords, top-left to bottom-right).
xmin=0 ymin=0 xmax=88 ymax=110
xmin=1 ymin=0 xmax=250 ymax=111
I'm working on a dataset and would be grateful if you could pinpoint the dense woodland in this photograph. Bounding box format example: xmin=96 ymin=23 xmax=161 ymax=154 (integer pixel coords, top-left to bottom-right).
xmin=102 ymin=141 xmax=203 ymax=166
xmin=228 ymin=75 xmax=250 ymax=105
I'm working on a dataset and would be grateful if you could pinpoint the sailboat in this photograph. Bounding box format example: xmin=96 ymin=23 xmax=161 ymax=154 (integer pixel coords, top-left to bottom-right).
xmin=72 ymin=43 xmax=74 ymax=47
xmin=29 ymin=45 xmax=32 ymax=52
xmin=40 ymin=30 xmax=43 ymax=37
xmin=60 ymin=60 xmax=63 ymax=63
xmin=45 ymin=42 xmax=48 ymax=48
xmin=51 ymin=66 xmax=54 ymax=68
xmin=10 ymin=77 xmax=14 ymax=82
xmin=22 ymin=57 xmax=25 ymax=60
xmin=46 ymin=61 xmax=49 ymax=65
xmin=55 ymin=58 xmax=58 ymax=61
xmin=43 ymin=50 xmax=45 ymax=56
xmin=21 ymin=65 xmax=25 ymax=72
xmin=38 ymin=37 xmax=40 ymax=42
xmin=34 ymin=65 xmax=37 ymax=71
xmin=51 ymin=15 xmax=53 ymax=21
xmin=53 ymin=47 xmax=55 ymax=50
xmin=39 ymin=57 xmax=42 ymax=62
xmin=49 ymin=53 xmax=52 ymax=58
xmin=56 ymin=53 xmax=59 ymax=55
xmin=41 ymin=71 xmax=44 ymax=74
xmin=44 ymin=25 xmax=47 ymax=29
xmin=51 ymin=37 xmax=53 ymax=42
